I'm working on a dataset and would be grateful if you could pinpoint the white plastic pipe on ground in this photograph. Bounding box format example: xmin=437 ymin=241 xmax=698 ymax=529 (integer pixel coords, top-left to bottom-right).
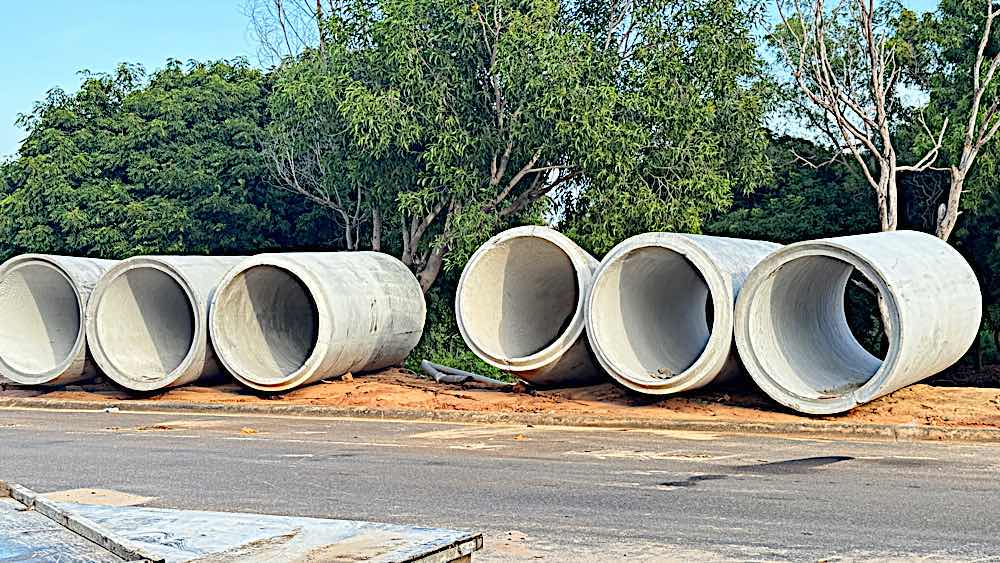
xmin=86 ymin=256 xmax=246 ymax=392
xmin=0 ymin=255 xmax=117 ymax=386
xmin=209 ymin=252 xmax=426 ymax=392
xmin=456 ymin=226 xmax=603 ymax=386
xmin=586 ymin=233 xmax=779 ymax=395
xmin=735 ymin=230 xmax=982 ymax=415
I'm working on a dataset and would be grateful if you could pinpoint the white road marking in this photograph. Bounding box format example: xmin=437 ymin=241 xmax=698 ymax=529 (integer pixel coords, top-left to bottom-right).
xmin=568 ymin=450 xmax=737 ymax=462
xmin=448 ymin=443 xmax=506 ymax=450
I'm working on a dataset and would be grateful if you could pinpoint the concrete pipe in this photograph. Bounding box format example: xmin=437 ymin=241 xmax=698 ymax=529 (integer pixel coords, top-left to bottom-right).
xmin=86 ymin=256 xmax=246 ymax=392
xmin=456 ymin=226 xmax=603 ymax=386
xmin=209 ymin=252 xmax=426 ymax=392
xmin=735 ymin=230 xmax=982 ymax=415
xmin=0 ymin=255 xmax=117 ymax=386
xmin=586 ymin=233 xmax=780 ymax=395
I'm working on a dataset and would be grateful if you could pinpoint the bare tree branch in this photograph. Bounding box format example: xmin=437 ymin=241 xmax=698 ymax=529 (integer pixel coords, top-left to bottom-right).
xmin=936 ymin=1 xmax=1000 ymax=240
xmin=775 ymin=0 xmax=946 ymax=232
xmin=265 ymin=112 xmax=367 ymax=249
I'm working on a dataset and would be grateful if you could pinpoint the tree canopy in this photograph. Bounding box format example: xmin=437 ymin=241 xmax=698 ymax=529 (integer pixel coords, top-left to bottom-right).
xmin=706 ymin=135 xmax=878 ymax=243
xmin=0 ymin=60 xmax=327 ymax=261
xmin=264 ymin=0 xmax=773 ymax=288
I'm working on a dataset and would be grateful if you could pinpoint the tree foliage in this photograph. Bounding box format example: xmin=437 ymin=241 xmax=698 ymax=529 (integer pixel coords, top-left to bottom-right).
xmin=557 ymin=0 xmax=773 ymax=256
xmin=897 ymin=0 xmax=1000 ymax=240
xmin=0 ymin=60 xmax=325 ymax=261
xmin=896 ymin=0 xmax=1000 ymax=225
xmin=264 ymin=0 xmax=773 ymax=287
xmin=706 ymin=135 xmax=878 ymax=242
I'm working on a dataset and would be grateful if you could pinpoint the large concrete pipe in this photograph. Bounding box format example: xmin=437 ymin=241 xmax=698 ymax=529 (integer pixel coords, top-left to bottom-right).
xmin=456 ymin=226 xmax=603 ymax=386
xmin=85 ymin=256 xmax=245 ymax=392
xmin=735 ymin=231 xmax=982 ymax=415
xmin=586 ymin=233 xmax=779 ymax=395
xmin=209 ymin=252 xmax=426 ymax=392
xmin=0 ymin=255 xmax=117 ymax=386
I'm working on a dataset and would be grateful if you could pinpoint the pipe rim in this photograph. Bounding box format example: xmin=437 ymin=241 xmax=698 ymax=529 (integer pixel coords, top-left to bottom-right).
xmin=586 ymin=233 xmax=734 ymax=395
xmin=455 ymin=226 xmax=592 ymax=373
xmin=0 ymin=255 xmax=87 ymax=385
xmin=209 ymin=255 xmax=329 ymax=392
xmin=86 ymin=257 xmax=203 ymax=392
xmin=735 ymin=241 xmax=903 ymax=415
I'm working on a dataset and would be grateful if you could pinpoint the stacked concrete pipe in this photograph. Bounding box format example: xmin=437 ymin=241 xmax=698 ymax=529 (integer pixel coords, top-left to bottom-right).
xmin=86 ymin=256 xmax=245 ymax=392
xmin=586 ymin=233 xmax=779 ymax=395
xmin=0 ymin=255 xmax=117 ymax=386
xmin=735 ymin=230 xmax=982 ymax=415
xmin=456 ymin=226 xmax=603 ymax=386
xmin=209 ymin=252 xmax=426 ymax=392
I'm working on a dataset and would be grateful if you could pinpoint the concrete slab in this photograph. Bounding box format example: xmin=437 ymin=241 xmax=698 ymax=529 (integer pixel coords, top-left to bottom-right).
xmin=0 ymin=497 xmax=123 ymax=562
xmin=0 ymin=485 xmax=481 ymax=563
xmin=66 ymin=502 xmax=482 ymax=562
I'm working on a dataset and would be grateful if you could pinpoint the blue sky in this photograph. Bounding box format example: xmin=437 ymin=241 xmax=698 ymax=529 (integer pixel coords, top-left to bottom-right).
xmin=1 ymin=1 xmax=942 ymax=159
xmin=0 ymin=1 xmax=256 ymax=158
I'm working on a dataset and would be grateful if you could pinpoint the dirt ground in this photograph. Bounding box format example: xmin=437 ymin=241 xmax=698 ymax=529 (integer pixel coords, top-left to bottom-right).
xmin=4 ymin=367 xmax=1000 ymax=429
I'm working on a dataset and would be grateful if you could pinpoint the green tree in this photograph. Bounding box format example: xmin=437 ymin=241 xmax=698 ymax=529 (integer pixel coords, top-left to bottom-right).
xmin=0 ymin=60 xmax=325 ymax=261
xmin=264 ymin=0 xmax=773 ymax=289
xmin=706 ymin=135 xmax=878 ymax=243
xmin=895 ymin=0 xmax=1000 ymax=240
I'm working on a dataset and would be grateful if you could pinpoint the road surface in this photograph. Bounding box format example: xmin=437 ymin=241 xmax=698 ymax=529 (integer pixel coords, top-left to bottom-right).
xmin=1 ymin=407 xmax=998 ymax=561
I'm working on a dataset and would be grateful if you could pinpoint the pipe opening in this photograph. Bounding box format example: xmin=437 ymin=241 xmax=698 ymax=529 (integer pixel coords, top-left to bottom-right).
xmin=748 ymin=255 xmax=886 ymax=400
xmin=95 ymin=268 xmax=195 ymax=380
xmin=0 ymin=263 xmax=80 ymax=376
xmin=213 ymin=266 xmax=319 ymax=383
xmin=460 ymin=236 xmax=579 ymax=359
xmin=591 ymin=247 xmax=713 ymax=382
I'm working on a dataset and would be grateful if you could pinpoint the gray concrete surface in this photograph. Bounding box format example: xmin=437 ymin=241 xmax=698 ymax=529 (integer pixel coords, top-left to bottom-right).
xmin=86 ymin=256 xmax=244 ymax=392
xmin=2 ymin=491 xmax=480 ymax=563
xmin=1 ymin=408 xmax=998 ymax=561
xmin=587 ymin=233 xmax=779 ymax=395
xmin=0 ymin=496 xmax=123 ymax=562
xmin=736 ymin=231 xmax=983 ymax=414
xmin=209 ymin=252 xmax=426 ymax=392
xmin=457 ymin=226 xmax=604 ymax=387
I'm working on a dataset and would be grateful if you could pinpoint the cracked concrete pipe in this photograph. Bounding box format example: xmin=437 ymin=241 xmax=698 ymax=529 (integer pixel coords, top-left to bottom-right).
xmin=86 ymin=256 xmax=246 ymax=392
xmin=586 ymin=233 xmax=780 ymax=395
xmin=456 ymin=226 xmax=603 ymax=386
xmin=0 ymin=254 xmax=117 ymax=386
xmin=735 ymin=230 xmax=982 ymax=415
xmin=209 ymin=252 xmax=426 ymax=392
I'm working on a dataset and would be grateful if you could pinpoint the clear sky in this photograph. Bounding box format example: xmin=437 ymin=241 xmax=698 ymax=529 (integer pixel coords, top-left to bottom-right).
xmin=0 ymin=1 xmax=257 ymax=158
xmin=0 ymin=1 xmax=942 ymax=159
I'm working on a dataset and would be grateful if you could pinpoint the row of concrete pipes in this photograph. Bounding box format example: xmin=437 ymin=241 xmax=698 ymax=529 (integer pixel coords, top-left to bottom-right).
xmin=0 ymin=253 xmax=426 ymax=393
xmin=456 ymin=227 xmax=983 ymax=414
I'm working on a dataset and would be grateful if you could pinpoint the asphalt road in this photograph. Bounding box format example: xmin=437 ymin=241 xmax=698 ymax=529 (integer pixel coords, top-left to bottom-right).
xmin=1 ymin=407 xmax=998 ymax=562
